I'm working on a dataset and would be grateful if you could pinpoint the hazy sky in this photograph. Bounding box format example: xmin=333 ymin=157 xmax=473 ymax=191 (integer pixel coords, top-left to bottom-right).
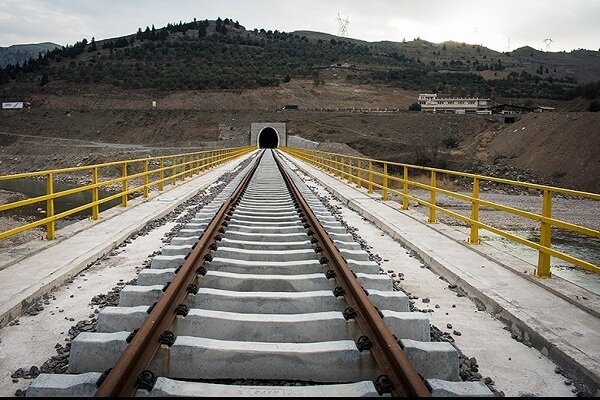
xmin=1 ymin=0 xmax=599 ymax=52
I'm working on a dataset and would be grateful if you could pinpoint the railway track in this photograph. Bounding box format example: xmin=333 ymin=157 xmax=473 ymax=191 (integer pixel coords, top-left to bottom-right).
xmin=27 ymin=150 xmax=491 ymax=397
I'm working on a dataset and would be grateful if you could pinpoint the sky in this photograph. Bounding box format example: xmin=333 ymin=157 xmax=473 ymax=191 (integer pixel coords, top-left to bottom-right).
xmin=1 ymin=0 xmax=599 ymax=52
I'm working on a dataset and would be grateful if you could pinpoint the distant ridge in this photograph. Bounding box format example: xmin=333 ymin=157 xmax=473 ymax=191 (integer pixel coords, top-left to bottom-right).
xmin=1 ymin=19 xmax=598 ymax=99
xmin=0 ymin=42 xmax=60 ymax=68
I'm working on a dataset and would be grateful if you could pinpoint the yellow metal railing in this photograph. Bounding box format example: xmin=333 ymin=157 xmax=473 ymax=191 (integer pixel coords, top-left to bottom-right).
xmin=0 ymin=146 xmax=254 ymax=241
xmin=282 ymin=147 xmax=600 ymax=277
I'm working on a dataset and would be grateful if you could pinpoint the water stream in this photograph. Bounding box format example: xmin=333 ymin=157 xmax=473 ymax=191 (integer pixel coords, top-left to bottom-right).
xmin=0 ymin=178 xmax=123 ymax=225
xmin=467 ymin=228 xmax=600 ymax=295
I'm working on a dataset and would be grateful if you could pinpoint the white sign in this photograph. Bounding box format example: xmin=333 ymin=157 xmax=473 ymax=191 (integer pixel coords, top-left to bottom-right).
xmin=2 ymin=102 xmax=24 ymax=109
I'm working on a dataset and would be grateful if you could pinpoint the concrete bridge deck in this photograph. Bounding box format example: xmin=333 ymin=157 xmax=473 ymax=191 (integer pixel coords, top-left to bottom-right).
xmin=0 ymin=150 xmax=598 ymax=395
xmin=0 ymin=152 xmax=255 ymax=329
xmin=282 ymin=152 xmax=600 ymax=394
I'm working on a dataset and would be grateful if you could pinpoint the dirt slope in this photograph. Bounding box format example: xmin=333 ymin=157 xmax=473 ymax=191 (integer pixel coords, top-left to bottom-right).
xmin=0 ymin=80 xmax=598 ymax=193
xmin=4 ymin=79 xmax=417 ymax=112
xmin=483 ymin=113 xmax=600 ymax=192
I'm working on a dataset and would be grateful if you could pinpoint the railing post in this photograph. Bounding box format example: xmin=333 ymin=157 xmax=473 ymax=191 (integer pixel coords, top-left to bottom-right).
xmin=382 ymin=162 xmax=389 ymax=201
xmin=143 ymin=159 xmax=149 ymax=198
xmin=121 ymin=162 xmax=128 ymax=207
xmin=356 ymin=160 xmax=362 ymax=188
xmin=536 ymin=190 xmax=553 ymax=278
xmin=181 ymin=155 xmax=186 ymax=181
xmin=402 ymin=166 xmax=409 ymax=210
xmin=429 ymin=170 xmax=437 ymax=223
xmin=92 ymin=167 xmax=99 ymax=220
xmin=171 ymin=156 xmax=176 ymax=186
xmin=159 ymin=158 xmax=165 ymax=191
xmin=469 ymin=177 xmax=480 ymax=244
xmin=347 ymin=158 xmax=353 ymax=183
xmin=46 ymin=173 xmax=55 ymax=240
xmin=368 ymin=161 xmax=373 ymax=194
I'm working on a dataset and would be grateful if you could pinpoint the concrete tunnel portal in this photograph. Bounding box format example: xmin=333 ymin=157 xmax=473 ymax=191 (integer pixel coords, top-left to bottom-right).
xmin=258 ymin=127 xmax=279 ymax=148
xmin=251 ymin=123 xmax=287 ymax=148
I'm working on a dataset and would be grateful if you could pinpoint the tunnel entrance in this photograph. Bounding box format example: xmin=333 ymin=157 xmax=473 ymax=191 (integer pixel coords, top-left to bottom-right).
xmin=258 ymin=127 xmax=279 ymax=148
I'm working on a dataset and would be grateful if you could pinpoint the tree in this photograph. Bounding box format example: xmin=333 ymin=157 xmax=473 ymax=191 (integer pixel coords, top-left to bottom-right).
xmin=589 ymin=100 xmax=600 ymax=112
xmin=40 ymin=72 xmax=49 ymax=86
xmin=88 ymin=37 xmax=97 ymax=52
xmin=408 ymin=102 xmax=421 ymax=111
xmin=198 ymin=22 xmax=207 ymax=38
xmin=442 ymin=135 xmax=460 ymax=148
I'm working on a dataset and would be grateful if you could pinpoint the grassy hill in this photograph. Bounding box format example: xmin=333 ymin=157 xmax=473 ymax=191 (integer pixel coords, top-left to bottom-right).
xmin=1 ymin=18 xmax=599 ymax=102
xmin=0 ymin=42 xmax=60 ymax=68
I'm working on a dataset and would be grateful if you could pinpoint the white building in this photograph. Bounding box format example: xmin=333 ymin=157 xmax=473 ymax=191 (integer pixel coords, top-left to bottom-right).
xmin=418 ymin=94 xmax=491 ymax=115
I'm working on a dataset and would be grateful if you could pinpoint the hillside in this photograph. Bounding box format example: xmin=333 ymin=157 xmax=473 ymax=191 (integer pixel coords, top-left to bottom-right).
xmin=0 ymin=42 xmax=60 ymax=68
xmin=295 ymin=31 xmax=600 ymax=85
xmin=1 ymin=106 xmax=598 ymax=191
xmin=482 ymin=113 xmax=600 ymax=192
xmin=0 ymin=18 xmax=598 ymax=193
xmin=1 ymin=18 xmax=599 ymax=103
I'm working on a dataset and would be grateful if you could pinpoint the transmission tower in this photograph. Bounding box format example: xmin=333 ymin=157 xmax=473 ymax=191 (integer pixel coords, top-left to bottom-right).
xmin=506 ymin=37 xmax=511 ymax=52
xmin=543 ymin=38 xmax=554 ymax=52
xmin=336 ymin=13 xmax=350 ymax=37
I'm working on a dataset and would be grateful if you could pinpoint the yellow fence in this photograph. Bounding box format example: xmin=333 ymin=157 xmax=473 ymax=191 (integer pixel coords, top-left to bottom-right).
xmin=0 ymin=146 xmax=254 ymax=241
xmin=282 ymin=147 xmax=600 ymax=277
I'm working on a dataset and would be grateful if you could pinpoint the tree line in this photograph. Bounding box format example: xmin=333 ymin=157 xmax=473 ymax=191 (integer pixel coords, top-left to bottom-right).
xmin=0 ymin=17 xmax=595 ymax=102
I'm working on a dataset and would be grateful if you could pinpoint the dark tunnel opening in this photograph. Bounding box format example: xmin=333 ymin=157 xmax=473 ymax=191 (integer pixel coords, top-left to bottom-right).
xmin=258 ymin=127 xmax=279 ymax=148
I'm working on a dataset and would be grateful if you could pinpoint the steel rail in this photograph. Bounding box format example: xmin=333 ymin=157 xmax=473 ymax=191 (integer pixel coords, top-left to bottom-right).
xmin=274 ymin=151 xmax=431 ymax=397
xmin=95 ymin=151 xmax=263 ymax=397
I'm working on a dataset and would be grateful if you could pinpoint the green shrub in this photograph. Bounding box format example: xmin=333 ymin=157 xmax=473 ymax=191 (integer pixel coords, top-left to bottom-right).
xmin=442 ymin=136 xmax=460 ymax=148
xmin=408 ymin=102 xmax=421 ymax=111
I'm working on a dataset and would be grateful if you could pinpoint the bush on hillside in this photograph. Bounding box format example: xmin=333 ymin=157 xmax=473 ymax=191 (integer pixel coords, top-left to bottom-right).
xmin=442 ymin=135 xmax=460 ymax=148
xmin=408 ymin=102 xmax=421 ymax=111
